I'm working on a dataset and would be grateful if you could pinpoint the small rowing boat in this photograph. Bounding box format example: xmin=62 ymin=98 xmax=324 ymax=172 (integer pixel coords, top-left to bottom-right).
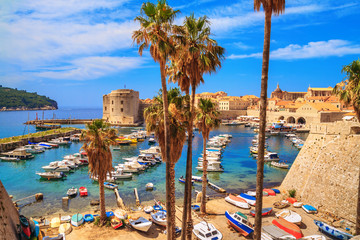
xmin=314 ymin=220 xmax=353 ymax=240
xmin=225 ymin=194 xmax=250 ymax=209
xmin=104 ymin=182 xmax=118 ymax=190
xmin=263 ymin=189 xmax=276 ymax=196
xmin=129 ymin=217 xmax=152 ymax=232
xmin=250 ymin=207 xmax=272 ymax=217
xmin=71 ymin=213 xmax=84 ymax=227
xmin=111 ymin=216 xmax=123 ymax=230
xmin=67 ymin=187 xmax=77 ymax=197
xmin=239 ymin=193 xmax=256 ymax=206
xmin=84 ymin=214 xmax=94 ymax=222
xmin=302 ymin=204 xmax=317 ymax=214
xmin=179 ymin=176 xmax=194 ymax=185
xmin=151 ymin=211 xmax=167 ymax=226
xmin=79 ymin=186 xmax=88 ymax=196
xmin=275 ymin=210 xmax=302 ymax=225
xmin=272 ymin=217 xmax=303 ymax=239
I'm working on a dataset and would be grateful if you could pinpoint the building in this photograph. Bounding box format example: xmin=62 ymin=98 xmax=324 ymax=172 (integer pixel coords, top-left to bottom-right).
xmin=103 ymin=89 xmax=140 ymax=125
xmin=218 ymin=96 xmax=250 ymax=111
xmin=270 ymin=83 xmax=307 ymax=101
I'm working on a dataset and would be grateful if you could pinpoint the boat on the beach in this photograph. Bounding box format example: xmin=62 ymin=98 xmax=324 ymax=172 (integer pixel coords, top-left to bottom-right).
xmin=246 ymin=191 xmax=256 ymax=196
xmin=287 ymin=198 xmax=297 ymax=204
xmin=302 ymin=235 xmax=327 ymax=240
xmin=79 ymin=187 xmax=88 ymax=196
xmin=191 ymin=205 xmax=200 ymax=211
xmin=129 ymin=217 xmax=152 ymax=232
xmin=20 ymin=215 xmax=31 ymax=239
xmin=314 ymin=220 xmax=353 ymax=240
xmin=263 ymin=189 xmax=276 ymax=196
xmin=84 ymin=214 xmax=94 ymax=222
xmin=104 ymin=182 xmax=118 ymax=190
xmin=114 ymin=209 xmax=127 ymax=219
xmin=250 ymin=207 xmax=272 ymax=217
xmin=275 ymin=210 xmax=302 ymax=225
xmin=67 ymin=187 xmax=77 ymax=197
xmin=71 ymin=213 xmax=84 ymax=227
xmin=151 ymin=211 xmax=167 ymax=226
xmin=36 ymin=171 xmax=66 ymax=180
xmin=225 ymin=211 xmax=254 ymax=236
xmin=111 ymin=216 xmax=123 ymax=230
xmin=60 ymin=215 xmax=71 ymax=223
xmin=272 ymin=189 xmax=280 ymax=194
xmin=193 ymin=221 xmax=223 ymax=240
xmin=59 ymin=223 xmax=72 ymax=235
xmin=225 ymin=194 xmax=250 ymax=209
xmin=272 ymin=217 xmax=303 ymax=239
xmin=293 ymin=202 xmax=303 ymax=208
xmin=239 ymin=193 xmax=256 ymax=206
xmin=302 ymin=205 xmax=317 ymax=214
xmin=273 ymin=200 xmax=290 ymax=209
xmin=144 ymin=206 xmax=154 ymax=214
xmin=43 ymin=233 xmax=66 ymax=240
xmin=262 ymin=224 xmax=296 ymax=240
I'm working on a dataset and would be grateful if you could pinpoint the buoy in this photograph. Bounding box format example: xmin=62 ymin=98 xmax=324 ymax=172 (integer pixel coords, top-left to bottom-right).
xmin=35 ymin=193 xmax=43 ymax=201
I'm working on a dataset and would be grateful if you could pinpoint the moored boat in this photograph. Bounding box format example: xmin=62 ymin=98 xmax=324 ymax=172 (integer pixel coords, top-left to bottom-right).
xmin=129 ymin=217 xmax=152 ymax=232
xmin=79 ymin=186 xmax=88 ymax=196
xmin=271 ymin=161 xmax=289 ymax=169
xmin=314 ymin=220 xmax=353 ymax=240
xmin=225 ymin=211 xmax=253 ymax=236
xmin=272 ymin=217 xmax=303 ymax=239
xmin=146 ymin=182 xmax=154 ymax=190
xmin=67 ymin=187 xmax=77 ymax=197
xmin=179 ymin=176 xmax=194 ymax=185
xmin=0 ymin=156 xmax=20 ymax=162
xmin=193 ymin=221 xmax=223 ymax=240
xmin=36 ymin=171 xmax=66 ymax=180
xmin=225 ymin=194 xmax=250 ymax=209
xmin=71 ymin=213 xmax=84 ymax=227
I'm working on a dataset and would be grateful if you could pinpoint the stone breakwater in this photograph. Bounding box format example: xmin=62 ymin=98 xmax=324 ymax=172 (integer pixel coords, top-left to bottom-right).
xmin=0 ymin=129 xmax=82 ymax=153
xmin=281 ymin=121 xmax=360 ymax=223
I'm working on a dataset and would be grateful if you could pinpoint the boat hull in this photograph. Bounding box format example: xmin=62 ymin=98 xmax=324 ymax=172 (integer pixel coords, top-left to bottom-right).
xmin=272 ymin=218 xmax=303 ymax=239
xmin=314 ymin=220 xmax=352 ymax=240
xmin=225 ymin=211 xmax=253 ymax=237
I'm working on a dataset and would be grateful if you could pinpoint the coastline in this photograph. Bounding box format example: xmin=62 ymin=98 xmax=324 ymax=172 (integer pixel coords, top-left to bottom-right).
xmin=0 ymin=106 xmax=57 ymax=112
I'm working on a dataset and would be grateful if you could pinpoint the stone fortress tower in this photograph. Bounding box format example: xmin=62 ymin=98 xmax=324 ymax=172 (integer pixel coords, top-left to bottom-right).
xmin=103 ymin=89 xmax=140 ymax=125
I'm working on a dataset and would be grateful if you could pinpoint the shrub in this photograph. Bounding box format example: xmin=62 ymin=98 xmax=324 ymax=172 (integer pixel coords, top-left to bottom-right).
xmin=288 ymin=189 xmax=296 ymax=198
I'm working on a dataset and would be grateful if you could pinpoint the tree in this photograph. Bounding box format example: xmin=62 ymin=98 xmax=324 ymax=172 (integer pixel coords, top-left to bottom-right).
xmin=144 ymin=88 xmax=187 ymax=238
xmin=133 ymin=1 xmax=179 ymax=238
xmin=333 ymin=59 xmax=360 ymax=234
xmin=195 ymin=98 xmax=220 ymax=214
xmin=169 ymin=14 xmax=225 ymax=239
xmin=81 ymin=119 xmax=117 ymax=225
xmin=253 ymin=1 xmax=285 ymax=239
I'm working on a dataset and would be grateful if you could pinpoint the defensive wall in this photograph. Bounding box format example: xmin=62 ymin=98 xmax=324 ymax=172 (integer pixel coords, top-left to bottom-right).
xmin=280 ymin=121 xmax=360 ymax=223
xmin=0 ymin=180 xmax=20 ymax=239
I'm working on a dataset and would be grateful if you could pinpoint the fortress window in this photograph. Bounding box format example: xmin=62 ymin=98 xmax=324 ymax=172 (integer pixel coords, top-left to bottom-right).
xmin=105 ymin=107 xmax=107 ymax=111
xmin=121 ymin=108 xmax=123 ymax=112
xmin=121 ymin=100 xmax=123 ymax=104
xmin=112 ymin=108 xmax=114 ymax=112
xmin=112 ymin=100 xmax=114 ymax=105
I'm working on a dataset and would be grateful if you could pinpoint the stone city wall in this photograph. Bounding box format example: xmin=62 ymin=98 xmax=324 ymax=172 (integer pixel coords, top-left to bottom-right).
xmin=218 ymin=110 xmax=247 ymax=119
xmin=280 ymin=121 xmax=360 ymax=223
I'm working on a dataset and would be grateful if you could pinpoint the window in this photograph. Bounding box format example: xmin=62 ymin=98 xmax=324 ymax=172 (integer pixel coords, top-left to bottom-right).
xmin=105 ymin=107 xmax=107 ymax=111
xmin=112 ymin=108 xmax=114 ymax=112
xmin=121 ymin=108 xmax=123 ymax=112
xmin=112 ymin=100 xmax=114 ymax=104
xmin=121 ymin=100 xmax=123 ymax=104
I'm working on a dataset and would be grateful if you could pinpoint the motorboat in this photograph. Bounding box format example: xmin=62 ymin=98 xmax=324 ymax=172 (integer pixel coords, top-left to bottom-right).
xmin=193 ymin=221 xmax=223 ymax=240
xmin=148 ymin=138 xmax=156 ymax=144
xmin=24 ymin=145 xmax=45 ymax=154
xmin=36 ymin=171 xmax=66 ymax=180
xmin=67 ymin=187 xmax=77 ymax=197
xmin=192 ymin=176 xmax=206 ymax=182
xmin=196 ymin=162 xmax=223 ymax=172
xmin=104 ymin=182 xmax=118 ymax=190
xmin=225 ymin=211 xmax=253 ymax=236
xmin=151 ymin=211 xmax=167 ymax=226
xmin=111 ymin=170 xmax=133 ymax=179
xmin=271 ymin=161 xmax=289 ymax=169
xmin=0 ymin=156 xmax=20 ymax=162
xmin=260 ymin=152 xmax=280 ymax=162
xmin=225 ymin=194 xmax=250 ymax=209
xmin=39 ymin=142 xmax=59 ymax=148
xmin=79 ymin=187 xmax=88 ymax=196
xmin=129 ymin=217 xmax=152 ymax=232
xmin=139 ymin=146 xmax=161 ymax=156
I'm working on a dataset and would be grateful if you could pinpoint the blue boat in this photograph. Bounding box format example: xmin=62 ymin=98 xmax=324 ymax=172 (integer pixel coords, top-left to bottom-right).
xmin=178 ymin=176 xmax=194 ymax=185
xmin=272 ymin=189 xmax=280 ymax=194
xmin=239 ymin=193 xmax=256 ymax=206
xmin=153 ymin=204 xmax=163 ymax=211
xmin=225 ymin=211 xmax=254 ymax=236
xmin=191 ymin=205 xmax=200 ymax=211
xmin=104 ymin=182 xmax=118 ymax=190
xmin=106 ymin=211 xmax=114 ymax=218
xmin=314 ymin=220 xmax=353 ymax=240
xmin=302 ymin=204 xmax=317 ymax=214
xmin=84 ymin=214 xmax=94 ymax=222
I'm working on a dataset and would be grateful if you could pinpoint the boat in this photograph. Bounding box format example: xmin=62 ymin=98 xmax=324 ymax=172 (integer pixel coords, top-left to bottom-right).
xmin=84 ymin=214 xmax=94 ymax=222
xmin=293 ymin=202 xmax=303 ymax=208
xmin=79 ymin=187 xmax=88 ymax=196
xmin=114 ymin=209 xmax=127 ymax=219
xmin=225 ymin=211 xmax=254 ymax=236
xmin=272 ymin=189 xmax=281 ymax=194
xmin=192 ymin=175 xmax=205 ymax=182
xmin=60 ymin=215 xmax=71 ymax=223
xmin=287 ymin=198 xmax=297 ymax=204
xmin=67 ymin=187 xmax=77 ymax=197
xmin=148 ymin=138 xmax=156 ymax=144
xmin=50 ymin=217 xmax=61 ymax=228
xmin=111 ymin=216 xmax=123 ymax=229
xmin=104 ymin=182 xmax=118 ymax=190
xmin=43 ymin=233 xmax=66 ymax=240
xmin=20 ymin=215 xmax=31 ymax=239
xmin=239 ymin=193 xmax=256 ymax=206
xmin=262 ymin=224 xmax=296 ymax=240
xmin=275 ymin=210 xmax=302 ymax=225
xmin=273 ymin=201 xmax=290 ymax=209
xmin=196 ymin=162 xmax=224 ymax=172
xmin=144 ymin=206 xmax=154 ymax=214
xmin=193 ymin=221 xmax=223 ymax=240
xmin=129 ymin=217 xmax=152 ymax=232
xmin=146 ymin=182 xmax=154 ymax=190
xmin=36 ymin=123 xmax=61 ymax=130
xmin=151 ymin=211 xmax=167 ymax=226
xmin=225 ymin=194 xmax=250 ymax=209
xmin=302 ymin=235 xmax=327 ymax=240
xmin=191 ymin=205 xmax=200 ymax=211
xmin=271 ymin=161 xmax=289 ymax=169
xmin=71 ymin=213 xmax=84 ymax=227
xmin=112 ymin=170 xmax=133 ymax=179
xmin=250 ymin=207 xmax=273 ymax=217
xmin=59 ymin=223 xmax=72 ymax=235
xmin=246 ymin=191 xmax=256 ymax=196
xmin=302 ymin=205 xmax=317 ymax=214
xmin=179 ymin=176 xmax=194 ymax=185
xmin=263 ymin=152 xmax=280 ymax=162
xmin=314 ymin=220 xmax=353 ymax=240
xmin=263 ymin=189 xmax=276 ymax=196
xmin=272 ymin=217 xmax=303 ymax=239
xmin=0 ymin=156 xmax=20 ymax=162
xmin=36 ymin=171 xmax=66 ymax=180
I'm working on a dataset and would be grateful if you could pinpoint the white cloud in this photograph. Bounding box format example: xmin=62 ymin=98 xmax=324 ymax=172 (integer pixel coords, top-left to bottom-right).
xmin=228 ymin=40 xmax=360 ymax=60
xmin=35 ymin=56 xmax=145 ymax=80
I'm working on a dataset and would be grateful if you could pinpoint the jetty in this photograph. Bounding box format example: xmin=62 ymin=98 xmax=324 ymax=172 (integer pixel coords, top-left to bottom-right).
xmin=207 ymin=181 xmax=226 ymax=193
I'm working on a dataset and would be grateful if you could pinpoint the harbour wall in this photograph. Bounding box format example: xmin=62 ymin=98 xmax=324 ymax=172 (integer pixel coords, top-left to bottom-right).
xmin=25 ymin=119 xmax=142 ymax=127
xmin=280 ymin=121 xmax=360 ymax=223
xmin=0 ymin=129 xmax=82 ymax=153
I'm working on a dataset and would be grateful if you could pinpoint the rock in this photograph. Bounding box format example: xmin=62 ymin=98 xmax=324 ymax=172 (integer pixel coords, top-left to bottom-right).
xmin=90 ymin=200 xmax=100 ymax=206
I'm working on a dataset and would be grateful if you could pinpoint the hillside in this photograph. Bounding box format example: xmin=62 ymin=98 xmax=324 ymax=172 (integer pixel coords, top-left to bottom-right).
xmin=0 ymin=86 xmax=58 ymax=110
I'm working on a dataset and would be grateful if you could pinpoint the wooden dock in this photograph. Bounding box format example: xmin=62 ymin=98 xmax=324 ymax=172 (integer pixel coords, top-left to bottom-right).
xmin=207 ymin=182 xmax=226 ymax=193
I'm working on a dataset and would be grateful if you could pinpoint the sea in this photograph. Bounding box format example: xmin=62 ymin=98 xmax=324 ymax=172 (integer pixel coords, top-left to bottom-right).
xmin=0 ymin=108 xmax=305 ymax=217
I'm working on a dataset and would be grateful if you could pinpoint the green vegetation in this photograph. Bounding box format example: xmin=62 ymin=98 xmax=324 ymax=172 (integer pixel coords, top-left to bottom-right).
xmin=288 ymin=189 xmax=296 ymax=198
xmin=0 ymin=86 xmax=57 ymax=109
xmin=0 ymin=127 xmax=79 ymax=144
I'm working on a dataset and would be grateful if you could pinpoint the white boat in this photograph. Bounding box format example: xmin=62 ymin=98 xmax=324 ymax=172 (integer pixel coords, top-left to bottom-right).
xmin=0 ymin=156 xmax=20 ymax=162
xmin=60 ymin=215 xmax=71 ymax=223
xmin=271 ymin=161 xmax=289 ymax=169
xmin=193 ymin=221 xmax=223 ymax=240
xmin=146 ymin=183 xmax=154 ymax=190
xmin=67 ymin=187 xmax=77 ymax=197
xmin=198 ymin=156 xmax=221 ymax=162
xmin=129 ymin=217 xmax=152 ymax=232
xmin=151 ymin=211 xmax=167 ymax=226
xmin=71 ymin=213 xmax=84 ymax=227
xmin=139 ymin=146 xmax=161 ymax=156
xmin=104 ymin=182 xmax=118 ymax=189
xmin=263 ymin=152 xmax=280 ymax=162
xmin=43 ymin=233 xmax=66 ymax=240
xmin=114 ymin=209 xmax=127 ymax=220
xmin=24 ymin=145 xmax=45 ymax=154
xmin=36 ymin=172 xmax=66 ymax=179
xmin=148 ymin=138 xmax=156 ymax=144
xmin=196 ymin=162 xmax=223 ymax=172
xmin=111 ymin=170 xmax=132 ymax=179
xmin=246 ymin=191 xmax=256 ymax=197
xmin=42 ymin=162 xmax=59 ymax=171
xmin=144 ymin=206 xmax=154 ymax=214
xmin=275 ymin=209 xmax=302 ymax=225
xmin=302 ymin=235 xmax=327 ymax=240
xmin=225 ymin=194 xmax=250 ymax=209
xmin=293 ymin=202 xmax=303 ymax=208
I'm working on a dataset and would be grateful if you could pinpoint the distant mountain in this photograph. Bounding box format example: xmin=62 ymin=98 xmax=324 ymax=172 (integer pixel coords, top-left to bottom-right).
xmin=0 ymin=85 xmax=58 ymax=111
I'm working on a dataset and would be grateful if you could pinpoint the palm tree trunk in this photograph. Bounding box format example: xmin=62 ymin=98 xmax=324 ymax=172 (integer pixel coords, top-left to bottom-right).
xmin=160 ymin=59 xmax=174 ymax=240
xmin=254 ymin=8 xmax=272 ymax=240
xmin=99 ymin=177 xmax=106 ymax=225
xmin=200 ymin=136 xmax=207 ymax=214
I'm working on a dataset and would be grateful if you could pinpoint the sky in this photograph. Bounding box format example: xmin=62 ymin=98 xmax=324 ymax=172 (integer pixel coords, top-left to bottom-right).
xmin=0 ymin=0 xmax=359 ymax=108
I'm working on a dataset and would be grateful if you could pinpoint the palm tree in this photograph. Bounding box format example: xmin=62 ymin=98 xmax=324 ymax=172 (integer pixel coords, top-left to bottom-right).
xmin=169 ymin=14 xmax=225 ymax=239
xmin=80 ymin=119 xmax=117 ymax=225
xmin=144 ymin=88 xmax=187 ymax=239
xmin=253 ymin=1 xmax=285 ymax=239
xmin=333 ymin=59 xmax=360 ymax=234
xmin=133 ymin=1 xmax=179 ymax=238
xmin=195 ymin=98 xmax=220 ymax=214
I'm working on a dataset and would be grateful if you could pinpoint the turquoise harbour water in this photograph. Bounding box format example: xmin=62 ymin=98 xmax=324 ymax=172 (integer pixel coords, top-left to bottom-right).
xmin=0 ymin=108 xmax=303 ymax=217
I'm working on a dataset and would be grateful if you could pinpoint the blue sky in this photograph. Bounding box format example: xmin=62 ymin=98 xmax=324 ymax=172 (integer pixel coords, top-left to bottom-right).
xmin=0 ymin=0 xmax=359 ymax=107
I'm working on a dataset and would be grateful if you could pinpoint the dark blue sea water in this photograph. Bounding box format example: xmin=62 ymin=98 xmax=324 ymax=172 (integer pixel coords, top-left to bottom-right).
xmin=0 ymin=108 xmax=303 ymax=217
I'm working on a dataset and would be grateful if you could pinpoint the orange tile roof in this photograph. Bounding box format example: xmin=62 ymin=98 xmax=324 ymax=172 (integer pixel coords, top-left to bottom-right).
xmin=306 ymin=96 xmax=329 ymax=100
xmin=241 ymin=95 xmax=259 ymax=100
xmin=324 ymin=96 xmax=340 ymax=103
xmin=309 ymin=87 xmax=333 ymax=91
xmin=344 ymin=112 xmax=356 ymax=116
xmin=306 ymin=102 xmax=341 ymax=112
xmin=276 ymin=101 xmax=293 ymax=106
